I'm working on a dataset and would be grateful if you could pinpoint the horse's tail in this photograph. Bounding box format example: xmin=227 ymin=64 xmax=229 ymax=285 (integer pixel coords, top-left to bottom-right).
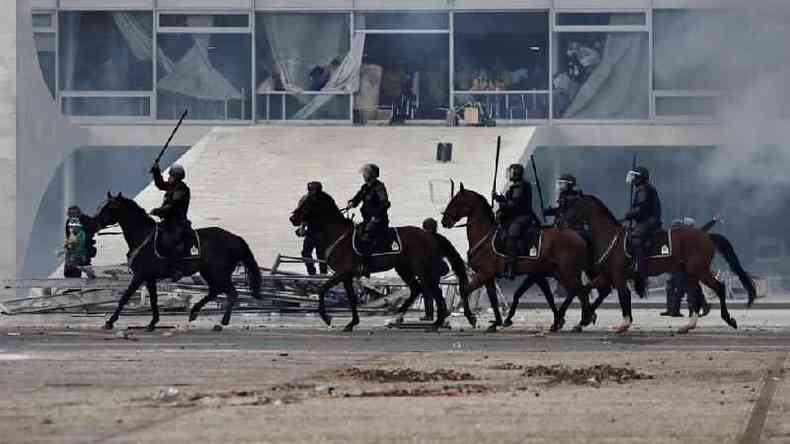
xmin=237 ymin=237 xmax=262 ymax=300
xmin=433 ymin=233 xmax=469 ymax=295
xmin=709 ymin=233 xmax=756 ymax=307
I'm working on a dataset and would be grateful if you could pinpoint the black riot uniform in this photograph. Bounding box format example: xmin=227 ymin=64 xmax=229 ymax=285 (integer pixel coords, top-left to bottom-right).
xmin=544 ymin=174 xmax=584 ymax=230
xmin=348 ymin=164 xmax=390 ymax=276
xmin=493 ymin=163 xmax=538 ymax=279
xmin=150 ymin=162 xmax=191 ymax=281
xmin=624 ymin=166 xmax=662 ymax=293
xmin=298 ymin=182 xmax=328 ymax=275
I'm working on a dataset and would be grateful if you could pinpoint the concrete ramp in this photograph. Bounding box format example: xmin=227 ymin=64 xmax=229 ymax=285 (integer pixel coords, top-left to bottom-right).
xmin=96 ymin=126 xmax=537 ymax=270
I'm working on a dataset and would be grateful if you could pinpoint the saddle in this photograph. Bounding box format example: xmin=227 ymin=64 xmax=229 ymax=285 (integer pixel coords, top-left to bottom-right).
xmin=352 ymin=226 xmax=402 ymax=257
xmin=492 ymin=226 xmax=542 ymax=259
xmin=625 ymin=228 xmax=672 ymax=259
xmin=154 ymin=223 xmax=201 ymax=260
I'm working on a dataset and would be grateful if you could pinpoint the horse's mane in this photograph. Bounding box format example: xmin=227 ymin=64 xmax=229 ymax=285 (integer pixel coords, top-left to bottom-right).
xmin=464 ymin=189 xmax=496 ymax=223
xmin=118 ymin=196 xmax=155 ymax=226
xmin=583 ymin=194 xmax=621 ymax=226
xmin=315 ymin=191 xmax=351 ymax=227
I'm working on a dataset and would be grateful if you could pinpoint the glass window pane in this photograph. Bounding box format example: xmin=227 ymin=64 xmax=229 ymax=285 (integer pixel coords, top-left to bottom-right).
xmin=655 ymin=96 xmax=720 ymax=117
xmin=556 ymin=13 xmax=646 ymax=26
xmin=59 ymin=11 xmax=154 ymax=91
xmin=454 ymin=12 xmax=549 ymax=92
xmin=355 ymin=13 xmax=448 ymax=30
xmin=61 ymin=96 xmax=151 ymax=117
xmin=454 ymin=93 xmax=548 ymax=121
xmin=157 ymin=33 xmax=252 ymax=120
xmin=285 ymin=94 xmax=350 ymax=120
xmin=553 ymin=32 xmax=649 ymax=118
xmin=256 ymin=94 xmax=284 ymax=120
xmin=361 ymin=33 xmax=449 ymax=120
xmin=159 ymin=14 xmax=249 ymax=28
xmin=256 ymin=13 xmax=350 ymax=92
xmin=33 ymin=13 xmax=53 ymax=28
xmin=653 ymin=10 xmax=744 ymax=90
xmin=34 ymin=33 xmax=56 ymax=99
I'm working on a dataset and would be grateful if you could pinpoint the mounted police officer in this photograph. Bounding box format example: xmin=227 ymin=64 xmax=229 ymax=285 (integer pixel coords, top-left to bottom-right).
xmin=297 ymin=181 xmax=328 ymax=275
xmin=150 ymin=160 xmax=191 ymax=281
xmin=544 ymin=174 xmax=583 ymax=229
xmin=492 ymin=163 xmax=538 ymax=279
xmin=347 ymin=163 xmax=390 ymax=277
xmin=624 ymin=166 xmax=662 ymax=293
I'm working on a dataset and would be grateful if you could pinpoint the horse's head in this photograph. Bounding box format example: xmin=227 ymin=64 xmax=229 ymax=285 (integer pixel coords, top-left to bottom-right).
xmin=289 ymin=190 xmax=340 ymax=227
xmin=558 ymin=194 xmax=618 ymax=229
xmin=441 ymin=183 xmax=490 ymax=229
xmin=94 ymin=191 xmax=126 ymax=229
xmin=95 ymin=191 xmax=150 ymax=230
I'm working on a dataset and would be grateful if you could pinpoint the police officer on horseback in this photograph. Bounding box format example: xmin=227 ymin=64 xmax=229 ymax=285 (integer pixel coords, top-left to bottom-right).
xmin=544 ymin=174 xmax=583 ymax=229
xmin=492 ymin=163 xmax=538 ymax=279
xmin=150 ymin=160 xmax=191 ymax=281
xmin=624 ymin=166 xmax=662 ymax=293
xmin=347 ymin=163 xmax=390 ymax=277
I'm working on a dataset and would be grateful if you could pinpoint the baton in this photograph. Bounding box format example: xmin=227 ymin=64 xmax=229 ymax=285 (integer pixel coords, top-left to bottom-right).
xmin=530 ymin=154 xmax=546 ymax=223
xmin=154 ymin=109 xmax=188 ymax=165
xmin=491 ymin=136 xmax=502 ymax=202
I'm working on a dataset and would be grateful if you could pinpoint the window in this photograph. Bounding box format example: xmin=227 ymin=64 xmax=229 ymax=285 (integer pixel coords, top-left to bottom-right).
xmin=354 ymin=13 xmax=448 ymax=31
xmin=159 ymin=13 xmax=249 ymax=29
xmin=655 ymin=96 xmax=721 ymax=118
xmin=59 ymin=11 xmax=154 ymax=117
xmin=156 ymin=32 xmax=252 ymax=120
xmin=453 ymin=12 xmax=549 ymax=122
xmin=255 ymin=13 xmax=352 ymax=121
xmin=34 ymin=37 xmax=56 ymax=99
xmin=553 ymin=12 xmax=649 ymax=119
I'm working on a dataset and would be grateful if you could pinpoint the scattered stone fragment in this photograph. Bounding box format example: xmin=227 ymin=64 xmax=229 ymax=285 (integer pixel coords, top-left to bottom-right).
xmin=337 ymin=367 xmax=476 ymax=383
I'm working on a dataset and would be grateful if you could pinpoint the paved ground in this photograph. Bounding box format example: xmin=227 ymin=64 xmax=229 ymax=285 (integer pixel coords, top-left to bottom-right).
xmin=1 ymin=309 xmax=789 ymax=444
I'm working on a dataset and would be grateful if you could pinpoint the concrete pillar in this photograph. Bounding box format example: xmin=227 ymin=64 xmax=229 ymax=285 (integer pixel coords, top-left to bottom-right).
xmin=0 ymin=0 xmax=16 ymax=278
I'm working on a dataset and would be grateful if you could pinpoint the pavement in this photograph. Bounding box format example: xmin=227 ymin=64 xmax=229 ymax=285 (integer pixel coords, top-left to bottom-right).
xmin=1 ymin=308 xmax=789 ymax=444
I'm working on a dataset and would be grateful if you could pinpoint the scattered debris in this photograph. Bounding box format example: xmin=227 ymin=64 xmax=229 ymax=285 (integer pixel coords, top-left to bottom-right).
xmin=490 ymin=362 xmax=525 ymax=371
xmin=342 ymin=384 xmax=493 ymax=398
xmin=521 ymin=364 xmax=654 ymax=386
xmin=337 ymin=367 xmax=476 ymax=383
xmin=136 ymin=388 xmax=274 ymax=408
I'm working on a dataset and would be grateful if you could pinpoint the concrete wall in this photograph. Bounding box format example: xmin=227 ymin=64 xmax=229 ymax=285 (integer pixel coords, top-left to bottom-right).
xmin=0 ymin=0 xmax=17 ymax=278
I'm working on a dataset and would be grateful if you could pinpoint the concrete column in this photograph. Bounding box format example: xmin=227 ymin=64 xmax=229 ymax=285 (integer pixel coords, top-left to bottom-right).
xmin=0 ymin=0 xmax=16 ymax=278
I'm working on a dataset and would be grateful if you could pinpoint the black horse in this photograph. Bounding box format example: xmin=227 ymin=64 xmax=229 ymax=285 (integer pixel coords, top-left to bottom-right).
xmin=289 ymin=190 xmax=469 ymax=332
xmin=94 ymin=192 xmax=262 ymax=331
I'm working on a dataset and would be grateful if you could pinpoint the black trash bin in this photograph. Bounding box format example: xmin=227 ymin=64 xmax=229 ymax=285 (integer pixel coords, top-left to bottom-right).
xmin=436 ymin=143 xmax=453 ymax=162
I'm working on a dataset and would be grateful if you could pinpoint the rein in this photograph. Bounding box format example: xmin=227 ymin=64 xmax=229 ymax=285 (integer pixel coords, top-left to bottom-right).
xmin=324 ymin=227 xmax=352 ymax=261
xmin=467 ymin=229 xmax=493 ymax=261
xmin=595 ymin=229 xmax=624 ymax=266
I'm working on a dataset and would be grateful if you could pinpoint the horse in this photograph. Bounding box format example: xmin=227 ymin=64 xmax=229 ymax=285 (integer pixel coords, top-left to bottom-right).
xmin=289 ymin=190 xmax=469 ymax=332
xmin=558 ymin=194 xmax=755 ymax=333
xmin=440 ymin=184 xmax=594 ymax=331
xmin=93 ymin=192 xmax=262 ymax=332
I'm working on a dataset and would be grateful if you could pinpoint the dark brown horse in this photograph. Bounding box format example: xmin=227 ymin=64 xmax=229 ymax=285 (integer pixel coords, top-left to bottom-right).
xmin=440 ymin=185 xmax=594 ymax=331
xmin=289 ymin=190 xmax=469 ymax=332
xmin=559 ymin=194 xmax=755 ymax=333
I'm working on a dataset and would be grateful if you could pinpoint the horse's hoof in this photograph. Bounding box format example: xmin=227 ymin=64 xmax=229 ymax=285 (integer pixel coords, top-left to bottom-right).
xmin=571 ymin=324 xmax=583 ymax=333
xmin=591 ymin=312 xmax=598 ymax=325
xmin=342 ymin=323 xmax=357 ymax=333
xmin=212 ymin=324 xmax=223 ymax=332
xmin=486 ymin=324 xmax=497 ymax=333
xmin=103 ymin=322 xmax=114 ymax=330
xmin=614 ymin=324 xmax=631 ymax=334
xmin=550 ymin=318 xmax=566 ymax=332
xmin=145 ymin=324 xmax=156 ymax=332
xmin=319 ymin=312 xmax=332 ymax=326
xmin=188 ymin=312 xmax=198 ymax=322
xmin=726 ymin=317 xmax=738 ymax=330
xmin=466 ymin=315 xmax=477 ymax=328
xmin=503 ymin=319 xmax=513 ymax=328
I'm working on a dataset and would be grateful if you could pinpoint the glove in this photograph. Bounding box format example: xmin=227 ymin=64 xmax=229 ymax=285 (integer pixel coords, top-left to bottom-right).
xmin=150 ymin=207 xmax=163 ymax=218
xmin=150 ymin=160 xmax=161 ymax=174
xmin=371 ymin=216 xmax=380 ymax=223
xmin=492 ymin=193 xmax=506 ymax=203
xmin=346 ymin=200 xmax=356 ymax=210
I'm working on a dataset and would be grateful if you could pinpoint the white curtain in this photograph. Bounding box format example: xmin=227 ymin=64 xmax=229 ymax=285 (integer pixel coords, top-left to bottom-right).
xmin=562 ymin=14 xmax=649 ymax=119
xmin=562 ymin=32 xmax=649 ymax=118
xmin=291 ymin=32 xmax=366 ymax=119
xmin=157 ymin=15 xmax=242 ymax=102
xmin=111 ymin=12 xmax=176 ymax=73
xmin=262 ymin=14 xmax=351 ymax=93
